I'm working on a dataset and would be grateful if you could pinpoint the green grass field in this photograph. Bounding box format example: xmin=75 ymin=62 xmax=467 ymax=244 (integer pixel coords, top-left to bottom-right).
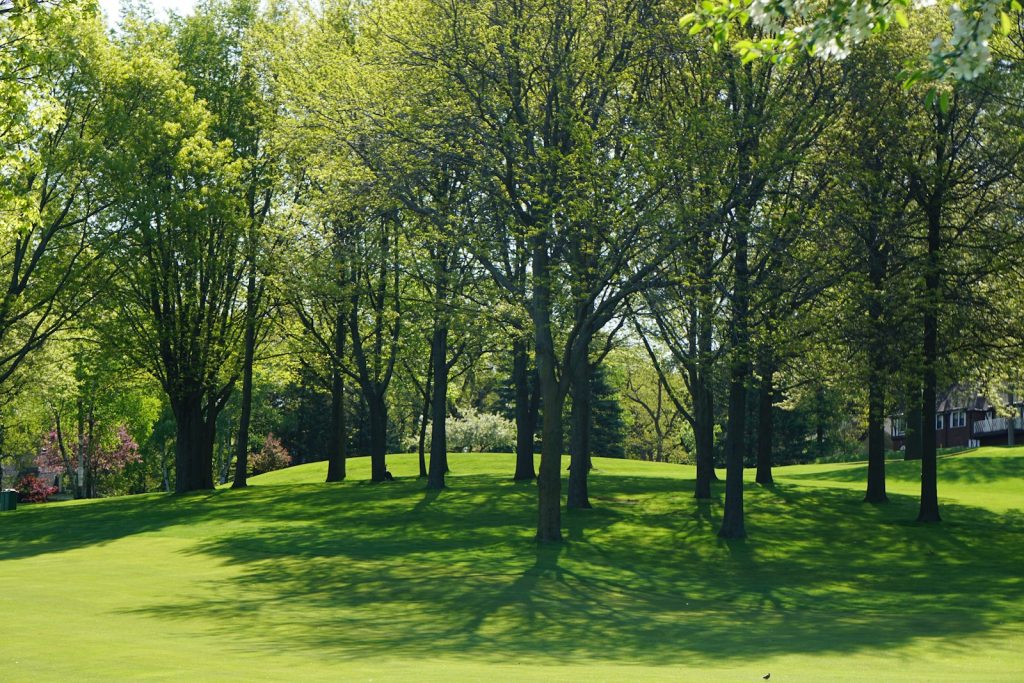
xmin=1 ymin=448 xmax=1022 ymax=681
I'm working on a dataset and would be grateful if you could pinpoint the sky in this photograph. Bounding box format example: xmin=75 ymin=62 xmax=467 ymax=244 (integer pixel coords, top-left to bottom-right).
xmin=98 ymin=0 xmax=199 ymax=24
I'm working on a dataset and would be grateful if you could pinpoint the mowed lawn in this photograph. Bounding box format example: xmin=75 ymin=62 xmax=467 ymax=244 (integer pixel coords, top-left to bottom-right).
xmin=1 ymin=449 xmax=1022 ymax=682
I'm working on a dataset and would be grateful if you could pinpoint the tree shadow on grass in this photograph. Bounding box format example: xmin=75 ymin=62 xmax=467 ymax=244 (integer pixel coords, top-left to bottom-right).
xmin=0 ymin=490 xmax=232 ymax=562
xmin=119 ymin=472 xmax=1024 ymax=669
xmin=782 ymin=452 xmax=1024 ymax=487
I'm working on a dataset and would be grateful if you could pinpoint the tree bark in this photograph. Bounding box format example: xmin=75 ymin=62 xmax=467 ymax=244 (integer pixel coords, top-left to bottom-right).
xmin=1008 ymin=399 xmax=1016 ymax=446
xmin=904 ymin=389 xmax=923 ymax=461
xmin=232 ymin=272 xmax=258 ymax=489
xmin=536 ymin=370 xmax=564 ymax=542
xmin=918 ymin=206 xmax=941 ymax=523
xmin=86 ymin=408 xmax=96 ymax=498
xmin=865 ymin=376 xmax=888 ymax=502
xmin=367 ymin=392 xmax=388 ymax=482
xmin=53 ymin=412 xmax=73 ymax=497
xmin=173 ymin=396 xmax=214 ymax=493
xmin=427 ymin=322 xmax=449 ymax=490
xmin=512 ymin=337 xmax=537 ymax=481
xmin=417 ymin=348 xmax=432 ymax=479
xmin=76 ymin=398 xmax=86 ymax=499
xmin=326 ymin=317 xmax=348 ymax=483
xmin=567 ymin=355 xmax=592 ymax=509
xmin=719 ymin=226 xmax=749 ymax=540
xmin=534 ymin=247 xmax=563 ymax=542
xmin=864 ymin=228 xmax=888 ymax=502
xmin=693 ymin=379 xmax=715 ymax=498
xmin=755 ymin=356 xmax=774 ymax=486
xmin=326 ymin=368 xmax=348 ymax=482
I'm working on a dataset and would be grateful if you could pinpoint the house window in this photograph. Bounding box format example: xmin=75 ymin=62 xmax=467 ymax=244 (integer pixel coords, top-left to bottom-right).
xmin=950 ymin=411 xmax=966 ymax=429
xmin=892 ymin=418 xmax=905 ymax=436
xmin=936 ymin=413 xmax=944 ymax=430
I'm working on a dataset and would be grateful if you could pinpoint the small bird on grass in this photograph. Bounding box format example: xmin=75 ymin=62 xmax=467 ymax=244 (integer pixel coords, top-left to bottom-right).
xmin=762 ymin=675 xmax=770 ymax=680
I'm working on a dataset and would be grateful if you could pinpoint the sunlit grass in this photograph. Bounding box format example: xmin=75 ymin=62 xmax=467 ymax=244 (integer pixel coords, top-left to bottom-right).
xmin=1 ymin=449 xmax=1022 ymax=681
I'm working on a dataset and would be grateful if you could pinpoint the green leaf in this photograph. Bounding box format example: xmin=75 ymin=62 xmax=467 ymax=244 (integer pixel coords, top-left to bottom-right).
xmin=924 ymin=87 xmax=935 ymax=109
xmin=1001 ymin=11 xmax=1013 ymax=35
xmin=679 ymin=12 xmax=697 ymax=27
xmin=894 ymin=9 xmax=909 ymax=28
xmin=939 ymin=90 xmax=950 ymax=113
xmin=688 ymin=22 xmax=704 ymax=35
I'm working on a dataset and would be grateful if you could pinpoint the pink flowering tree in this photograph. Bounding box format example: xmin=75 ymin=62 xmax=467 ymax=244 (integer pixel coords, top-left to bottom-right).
xmin=249 ymin=434 xmax=292 ymax=476
xmin=35 ymin=424 xmax=142 ymax=497
xmin=36 ymin=430 xmax=70 ymax=479
xmin=95 ymin=426 xmax=143 ymax=474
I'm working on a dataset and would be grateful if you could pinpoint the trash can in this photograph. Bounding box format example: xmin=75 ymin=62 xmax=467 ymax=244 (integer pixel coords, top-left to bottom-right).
xmin=0 ymin=489 xmax=16 ymax=512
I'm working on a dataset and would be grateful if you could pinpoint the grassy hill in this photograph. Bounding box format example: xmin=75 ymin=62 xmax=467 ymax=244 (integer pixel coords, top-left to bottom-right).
xmin=1 ymin=449 xmax=1022 ymax=681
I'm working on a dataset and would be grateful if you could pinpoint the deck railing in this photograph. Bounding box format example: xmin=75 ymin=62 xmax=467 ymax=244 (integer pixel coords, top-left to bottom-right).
xmin=973 ymin=416 xmax=1024 ymax=435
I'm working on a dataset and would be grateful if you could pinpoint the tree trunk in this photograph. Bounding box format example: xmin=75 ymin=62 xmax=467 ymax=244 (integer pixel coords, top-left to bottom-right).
xmin=864 ymin=232 xmax=888 ymax=502
xmin=202 ymin=400 xmax=216 ymax=490
xmin=173 ymin=396 xmax=212 ymax=493
xmin=719 ymin=363 xmax=748 ymax=539
xmin=417 ymin=346 xmax=433 ymax=479
xmin=232 ymin=275 xmax=258 ymax=489
xmin=1008 ymin=401 xmax=1016 ymax=446
xmin=865 ymin=362 xmax=888 ymax=504
xmin=427 ymin=323 xmax=449 ymax=490
xmin=86 ymin=408 xmax=96 ymax=498
xmin=719 ymin=226 xmax=749 ymax=540
xmin=533 ymin=251 xmax=563 ymax=542
xmin=815 ymin=386 xmax=826 ymax=458
xmin=536 ymin=371 xmax=564 ymax=542
xmin=512 ymin=337 xmax=536 ymax=481
xmin=326 ymin=317 xmax=348 ymax=483
xmin=326 ymin=367 xmax=347 ymax=482
xmin=367 ymin=392 xmax=388 ymax=482
xmin=755 ymin=357 xmax=774 ymax=486
xmin=864 ymin=375 xmax=888 ymax=502
xmin=904 ymin=389 xmax=923 ymax=461
xmin=693 ymin=379 xmax=715 ymax=498
xmin=76 ymin=398 xmax=86 ymax=499
xmin=918 ymin=207 xmax=941 ymax=523
xmin=567 ymin=355 xmax=592 ymax=509
xmin=53 ymin=413 xmax=73 ymax=496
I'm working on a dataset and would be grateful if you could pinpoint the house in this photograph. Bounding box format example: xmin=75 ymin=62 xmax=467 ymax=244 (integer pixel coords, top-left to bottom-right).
xmin=0 ymin=464 xmax=64 ymax=493
xmin=891 ymin=388 xmax=1024 ymax=450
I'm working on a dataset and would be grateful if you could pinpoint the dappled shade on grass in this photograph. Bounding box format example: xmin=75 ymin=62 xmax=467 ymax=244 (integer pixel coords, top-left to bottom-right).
xmin=2 ymin=451 xmax=1023 ymax=680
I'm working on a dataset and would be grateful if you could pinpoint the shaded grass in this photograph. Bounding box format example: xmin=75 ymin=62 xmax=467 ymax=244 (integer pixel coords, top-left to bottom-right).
xmin=1 ymin=451 xmax=1023 ymax=681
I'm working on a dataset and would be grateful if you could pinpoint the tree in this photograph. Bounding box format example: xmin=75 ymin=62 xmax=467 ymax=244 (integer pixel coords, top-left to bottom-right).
xmin=169 ymin=0 xmax=283 ymax=489
xmin=396 ymin=0 xmax=672 ymax=539
xmin=905 ymin=72 xmax=1021 ymax=521
xmin=824 ymin=36 xmax=925 ymax=504
xmin=0 ymin=2 xmax=118 ymax=406
xmin=683 ymin=0 xmax=1018 ymax=83
xmin=106 ymin=23 xmax=247 ymax=493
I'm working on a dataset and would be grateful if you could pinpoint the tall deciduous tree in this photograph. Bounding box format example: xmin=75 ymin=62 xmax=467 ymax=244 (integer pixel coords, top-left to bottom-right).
xmin=394 ymin=0 xmax=670 ymax=539
xmin=0 ymin=2 xmax=117 ymax=402
xmin=170 ymin=0 xmax=282 ymax=489
xmin=108 ymin=25 xmax=246 ymax=493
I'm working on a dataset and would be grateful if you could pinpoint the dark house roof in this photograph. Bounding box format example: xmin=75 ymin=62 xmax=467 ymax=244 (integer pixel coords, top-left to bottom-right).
xmin=936 ymin=388 xmax=993 ymax=413
xmin=892 ymin=385 xmax=1023 ymax=416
